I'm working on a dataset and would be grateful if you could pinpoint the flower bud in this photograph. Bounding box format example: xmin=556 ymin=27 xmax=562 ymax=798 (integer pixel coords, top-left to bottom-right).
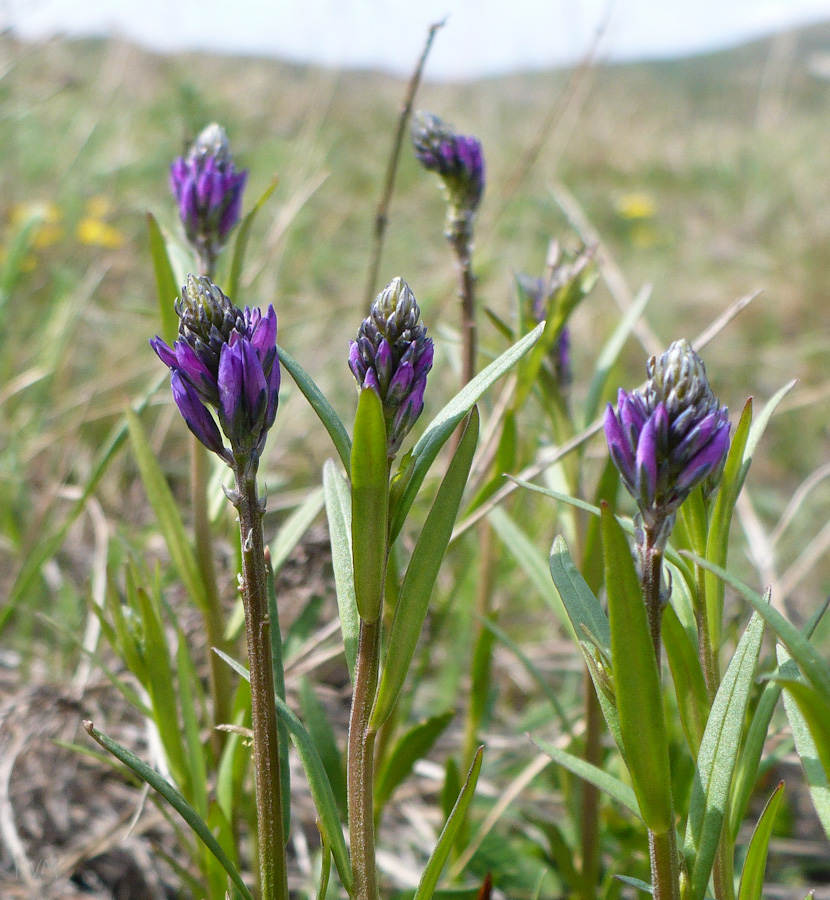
xmin=349 ymin=277 xmax=434 ymax=459
xmin=152 ymin=275 xmax=279 ymax=468
xmin=604 ymin=340 xmax=730 ymax=547
xmin=411 ymin=111 xmax=485 ymax=221
xmin=170 ymin=123 xmax=248 ymax=267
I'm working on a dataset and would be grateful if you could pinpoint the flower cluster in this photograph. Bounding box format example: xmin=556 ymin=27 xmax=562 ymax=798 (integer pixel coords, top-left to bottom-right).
xmin=170 ymin=123 xmax=248 ymax=267
xmin=604 ymin=339 xmax=730 ymax=546
xmin=517 ymin=274 xmax=574 ymax=389
xmin=151 ymin=275 xmax=279 ymax=469
xmin=411 ymin=111 xmax=485 ymax=221
xmin=349 ymin=277 xmax=434 ymax=459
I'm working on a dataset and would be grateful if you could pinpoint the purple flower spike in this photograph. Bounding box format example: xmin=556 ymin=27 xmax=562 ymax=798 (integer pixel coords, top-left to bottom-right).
xmin=170 ymin=123 xmax=248 ymax=267
xmin=411 ymin=111 xmax=485 ymax=218
xmin=349 ymin=277 xmax=433 ymax=459
xmin=604 ymin=339 xmax=730 ymax=548
xmin=152 ymin=275 xmax=280 ymax=470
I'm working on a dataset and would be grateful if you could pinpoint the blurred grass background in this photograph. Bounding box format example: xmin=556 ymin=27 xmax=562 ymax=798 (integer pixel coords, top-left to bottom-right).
xmin=2 ymin=21 xmax=830 ymax=661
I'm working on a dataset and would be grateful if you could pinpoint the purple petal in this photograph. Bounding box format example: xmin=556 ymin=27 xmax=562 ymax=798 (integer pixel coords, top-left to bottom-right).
xmin=250 ymin=304 xmax=277 ymax=355
xmin=387 ymin=359 xmax=414 ymax=406
xmin=171 ymin=372 xmax=226 ymax=458
xmin=635 ymin=412 xmax=660 ymax=508
xmin=603 ymin=403 xmax=636 ymax=484
xmin=374 ymin=339 xmax=393 ymax=393
xmin=218 ymin=341 xmax=244 ymax=430
xmin=240 ymin=338 xmax=267 ymax=424
xmin=413 ymin=340 xmax=434 ymax=381
xmin=674 ymin=423 xmax=730 ymax=495
xmin=348 ymin=341 xmax=365 ymax=383
xmin=150 ymin=336 xmax=177 ymax=369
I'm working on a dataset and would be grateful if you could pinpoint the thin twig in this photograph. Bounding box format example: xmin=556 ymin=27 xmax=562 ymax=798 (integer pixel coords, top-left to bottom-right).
xmin=364 ymin=19 xmax=445 ymax=305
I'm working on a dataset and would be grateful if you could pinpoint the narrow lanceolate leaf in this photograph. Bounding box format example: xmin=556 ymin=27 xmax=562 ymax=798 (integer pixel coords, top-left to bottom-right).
xmin=126 ymin=408 xmax=209 ymax=616
xmin=84 ymin=722 xmax=254 ymax=900
xmin=532 ymin=737 xmax=642 ymax=821
xmin=227 ymin=177 xmax=278 ymax=301
xmin=703 ymin=398 xmax=751 ymax=654
xmin=266 ymin=552 xmax=291 ymax=842
xmin=389 ymin=322 xmax=544 ymax=543
xmin=269 ymin=486 xmax=324 ymax=575
xmin=776 ymin=679 xmax=830 ymax=782
xmin=413 ymin=747 xmax=483 ymax=900
xmin=279 ymin=344 xmax=352 ymax=473
xmin=601 ymin=504 xmax=672 ymax=835
xmin=684 ymin=553 xmax=830 ymax=699
xmin=147 ymin=212 xmax=179 ymax=345
xmin=375 ymin=711 xmax=455 ymax=814
xmin=213 ymin=649 xmax=353 ymax=891
xmin=372 ymin=409 xmax=479 ymax=728
xmin=777 ymin=645 xmax=830 ymax=842
xmin=298 ymin=678 xmax=348 ymax=820
xmin=684 ymin=610 xmax=765 ymax=900
xmin=662 ymin=602 xmax=709 ymax=760
xmin=730 ymin=600 xmax=828 ymax=842
xmin=323 ymin=460 xmax=358 ymax=678
xmin=350 ymin=387 xmax=389 ymax=624
xmin=548 ymin=536 xmax=610 ymax=653
xmin=737 ymin=782 xmax=784 ymax=900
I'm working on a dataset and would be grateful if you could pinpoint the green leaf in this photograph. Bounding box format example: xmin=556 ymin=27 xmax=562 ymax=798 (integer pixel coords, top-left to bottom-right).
xmin=389 ymin=322 xmax=544 ymax=543
xmin=350 ymin=388 xmax=389 ymax=624
xmin=266 ymin=551 xmax=291 ymax=842
xmin=776 ymin=679 xmax=830 ymax=779
xmin=147 ymin=212 xmax=179 ymax=345
xmin=683 ymin=553 xmax=830 ymax=699
xmin=323 ymin=460 xmax=358 ymax=678
xmin=376 ymin=711 xmax=455 ymax=814
xmin=663 ymin=602 xmax=709 ymax=759
xmin=684 ymin=610 xmax=765 ymax=900
xmin=213 ymin=649 xmax=352 ymax=891
xmin=532 ymin=737 xmax=642 ymax=821
xmin=84 ymin=721 xmax=254 ymax=900
xmin=742 ymin=380 xmax=798 ymax=485
xmin=489 ymin=506 xmax=570 ymax=633
xmin=227 ymin=178 xmax=278 ymax=300
xmin=548 ymin=535 xmax=610 ymax=653
xmin=777 ymin=645 xmax=830 ymax=842
xmin=298 ymin=677 xmax=347 ymax=820
xmin=372 ymin=409 xmax=479 ymax=728
xmin=413 ymin=747 xmax=483 ymax=900
xmin=601 ymin=504 xmax=672 ymax=834
xmin=703 ymin=398 xmax=751 ymax=653
xmin=278 ymin=344 xmax=352 ymax=473
xmin=583 ymin=283 xmax=652 ymax=424
xmin=737 ymin=782 xmax=784 ymax=900
xmin=730 ymin=600 xmax=827 ymax=841
xmin=126 ymin=408 xmax=210 ymax=616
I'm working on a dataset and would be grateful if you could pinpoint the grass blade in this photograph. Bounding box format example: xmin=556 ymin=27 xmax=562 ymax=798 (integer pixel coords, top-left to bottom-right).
xmin=84 ymin=721 xmax=254 ymax=900
xmin=147 ymin=212 xmax=179 ymax=345
xmin=737 ymin=782 xmax=784 ymax=900
xmin=413 ymin=747 xmax=483 ymax=900
xmin=227 ymin=178 xmax=278 ymax=301
xmin=683 ymin=610 xmax=765 ymax=900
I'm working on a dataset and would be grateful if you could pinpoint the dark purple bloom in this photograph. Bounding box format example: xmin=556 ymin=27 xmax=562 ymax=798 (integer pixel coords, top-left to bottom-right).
xmin=170 ymin=123 xmax=248 ymax=266
xmin=411 ymin=111 xmax=485 ymax=216
xmin=349 ymin=277 xmax=434 ymax=459
xmin=604 ymin=339 xmax=730 ymax=546
xmin=151 ymin=275 xmax=279 ymax=468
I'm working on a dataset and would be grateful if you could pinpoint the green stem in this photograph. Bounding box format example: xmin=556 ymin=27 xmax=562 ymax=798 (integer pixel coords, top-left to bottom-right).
xmin=191 ymin=434 xmax=232 ymax=746
xmin=639 ymin=526 xmax=681 ymax=900
xmin=233 ymin=466 xmax=289 ymax=900
xmin=579 ymin=672 xmax=602 ymax=900
xmin=348 ymin=619 xmax=382 ymax=900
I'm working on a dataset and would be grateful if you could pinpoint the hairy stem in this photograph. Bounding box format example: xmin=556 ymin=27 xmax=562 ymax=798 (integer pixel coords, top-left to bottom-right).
xmin=649 ymin=828 xmax=681 ymax=900
xmin=233 ymin=467 xmax=288 ymax=900
xmin=447 ymin=219 xmax=477 ymax=388
xmin=348 ymin=619 xmax=382 ymax=900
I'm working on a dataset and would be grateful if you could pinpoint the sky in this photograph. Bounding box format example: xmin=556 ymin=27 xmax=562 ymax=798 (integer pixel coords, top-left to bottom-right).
xmin=6 ymin=0 xmax=830 ymax=80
